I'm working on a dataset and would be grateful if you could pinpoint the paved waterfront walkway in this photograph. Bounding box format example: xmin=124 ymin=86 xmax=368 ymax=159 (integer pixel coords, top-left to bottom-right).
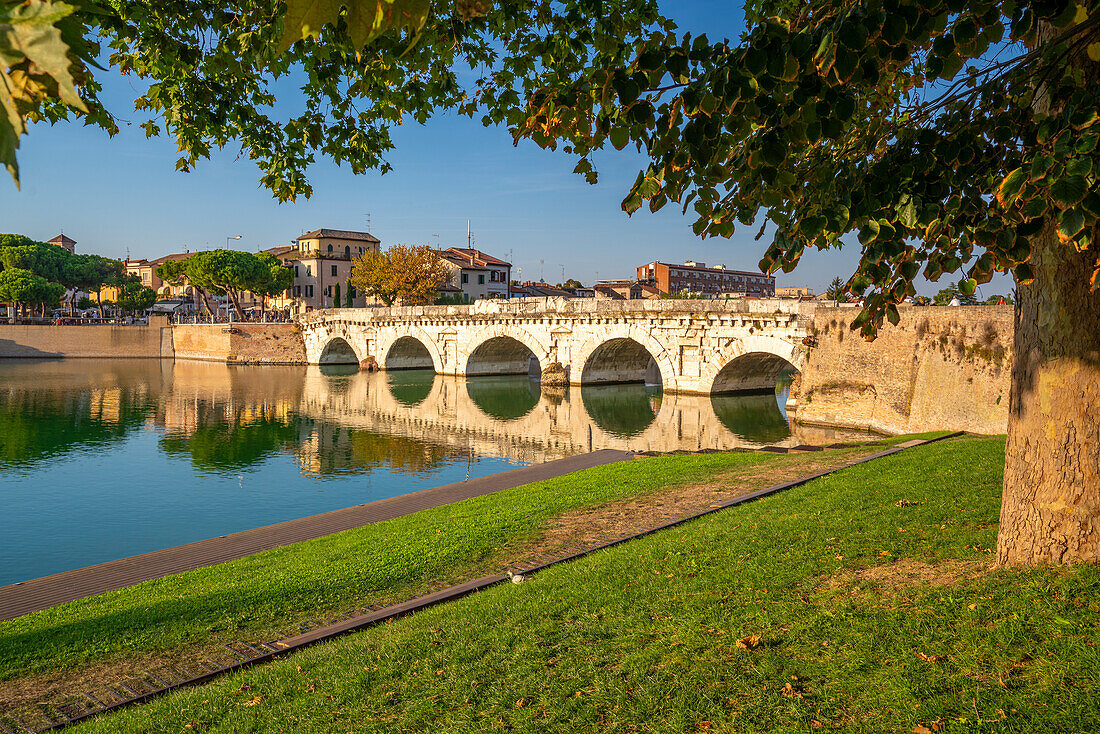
xmin=0 ymin=450 xmax=633 ymax=622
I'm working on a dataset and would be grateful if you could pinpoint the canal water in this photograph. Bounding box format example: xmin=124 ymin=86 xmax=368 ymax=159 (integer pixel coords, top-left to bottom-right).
xmin=0 ymin=360 xmax=873 ymax=585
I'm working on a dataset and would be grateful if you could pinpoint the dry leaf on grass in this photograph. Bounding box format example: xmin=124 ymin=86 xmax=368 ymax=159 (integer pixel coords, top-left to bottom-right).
xmin=241 ymin=695 xmax=265 ymax=707
xmin=736 ymin=635 xmax=760 ymax=650
xmin=896 ymin=499 xmax=919 ymax=507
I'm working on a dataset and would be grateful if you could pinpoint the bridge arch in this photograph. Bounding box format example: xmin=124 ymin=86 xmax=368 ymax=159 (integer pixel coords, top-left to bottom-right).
xmin=464 ymin=326 xmax=550 ymax=377
xmin=378 ymin=328 xmax=444 ymax=373
xmin=573 ymin=327 xmax=676 ymax=386
xmin=703 ymin=335 xmax=805 ymax=394
xmin=318 ymin=336 xmax=361 ymax=364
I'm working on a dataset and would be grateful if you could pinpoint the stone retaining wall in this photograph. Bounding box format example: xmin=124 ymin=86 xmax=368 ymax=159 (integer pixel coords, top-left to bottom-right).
xmin=0 ymin=317 xmax=173 ymax=359
xmin=171 ymin=324 xmax=306 ymax=364
xmin=795 ymin=305 xmax=1013 ymax=435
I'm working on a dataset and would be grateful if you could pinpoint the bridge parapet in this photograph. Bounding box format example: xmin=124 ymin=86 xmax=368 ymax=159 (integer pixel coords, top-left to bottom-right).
xmin=297 ymin=298 xmax=813 ymax=395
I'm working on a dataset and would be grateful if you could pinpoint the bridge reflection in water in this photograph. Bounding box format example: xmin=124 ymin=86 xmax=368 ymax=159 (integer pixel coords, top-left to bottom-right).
xmin=304 ymin=365 xmax=872 ymax=464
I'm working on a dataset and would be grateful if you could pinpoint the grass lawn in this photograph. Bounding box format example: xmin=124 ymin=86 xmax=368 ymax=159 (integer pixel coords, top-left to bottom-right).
xmin=66 ymin=435 xmax=1100 ymax=733
xmin=0 ymin=444 xmax=885 ymax=687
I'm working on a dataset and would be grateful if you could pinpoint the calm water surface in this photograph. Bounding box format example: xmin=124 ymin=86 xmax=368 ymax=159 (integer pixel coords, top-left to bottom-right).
xmin=0 ymin=360 xmax=872 ymax=584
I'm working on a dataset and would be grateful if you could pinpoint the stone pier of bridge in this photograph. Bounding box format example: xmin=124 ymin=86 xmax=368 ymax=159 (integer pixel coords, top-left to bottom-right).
xmin=298 ymin=298 xmax=812 ymax=395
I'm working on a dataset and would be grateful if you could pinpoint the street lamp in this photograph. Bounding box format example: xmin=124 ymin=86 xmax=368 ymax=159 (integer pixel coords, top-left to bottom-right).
xmin=226 ymin=234 xmax=242 ymax=248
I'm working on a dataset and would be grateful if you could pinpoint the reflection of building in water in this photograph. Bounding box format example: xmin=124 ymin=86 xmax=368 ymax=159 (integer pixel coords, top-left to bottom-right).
xmin=293 ymin=368 xmax=874 ymax=464
xmin=0 ymin=359 xmax=877 ymax=476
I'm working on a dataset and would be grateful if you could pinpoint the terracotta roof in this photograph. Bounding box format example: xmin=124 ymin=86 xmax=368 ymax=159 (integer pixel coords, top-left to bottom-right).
xmin=443 ymin=247 xmax=511 ymax=268
xmin=296 ymin=228 xmax=380 ymax=243
xmin=264 ymin=245 xmax=297 ymax=258
xmin=438 ymin=251 xmax=488 ymax=271
xmin=47 ymin=234 xmax=76 ymax=246
xmin=146 ymin=253 xmax=191 ymax=266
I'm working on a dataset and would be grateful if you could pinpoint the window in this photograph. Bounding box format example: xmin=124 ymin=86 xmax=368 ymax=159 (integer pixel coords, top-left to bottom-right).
xmin=327 ymin=244 xmax=333 ymax=253
xmin=331 ymin=265 xmax=338 ymax=277
xmin=306 ymin=265 xmax=312 ymax=276
xmin=294 ymin=265 xmax=300 ymax=277
xmin=305 ymin=285 xmax=313 ymax=297
xmin=461 ymin=273 xmax=469 ymax=284
xmin=344 ymin=246 xmax=350 ymax=257
xmin=478 ymin=274 xmax=485 ymax=285
xmin=294 ymin=286 xmax=301 ymax=296
xmin=325 ymin=286 xmax=331 ymax=296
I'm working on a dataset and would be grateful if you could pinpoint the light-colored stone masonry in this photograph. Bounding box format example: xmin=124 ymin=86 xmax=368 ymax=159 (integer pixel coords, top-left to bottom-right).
xmin=0 ymin=300 xmax=1014 ymax=435
xmin=0 ymin=316 xmax=174 ymax=359
xmin=795 ymin=305 xmax=1013 ymax=435
xmin=171 ymin=324 xmax=306 ymax=364
xmin=299 ymin=298 xmax=812 ymax=395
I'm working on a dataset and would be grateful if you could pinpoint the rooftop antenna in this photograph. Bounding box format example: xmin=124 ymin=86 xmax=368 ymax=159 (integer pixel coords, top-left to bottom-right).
xmin=540 ymin=258 xmax=545 ymax=282
xmin=560 ymin=264 xmax=565 ymax=283
xmin=365 ymin=213 xmax=371 ymax=232
xmin=467 ymin=219 xmax=471 ymax=248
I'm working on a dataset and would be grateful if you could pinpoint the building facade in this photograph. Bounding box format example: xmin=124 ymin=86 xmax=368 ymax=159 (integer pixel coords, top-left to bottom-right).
xmin=437 ymin=248 xmax=511 ymax=300
xmin=636 ymin=261 xmax=776 ymax=297
xmin=776 ymin=286 xmax=815 ymax=298
xmin=268 ymin=229 xmax=381 ymax=313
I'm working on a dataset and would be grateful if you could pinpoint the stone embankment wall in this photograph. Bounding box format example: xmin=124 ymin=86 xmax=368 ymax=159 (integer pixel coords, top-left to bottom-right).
xmin=172 ymin=324 xmax=307 ymax=364
xmin=0 ymin=317 xmax=174 ymax=358
xmin=796 ymin=305 xmax=1013 ymax=435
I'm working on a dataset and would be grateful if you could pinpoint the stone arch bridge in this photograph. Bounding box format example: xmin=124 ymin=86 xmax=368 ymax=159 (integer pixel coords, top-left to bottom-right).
xmin=298 ymin=298 xmax=813 ymax=395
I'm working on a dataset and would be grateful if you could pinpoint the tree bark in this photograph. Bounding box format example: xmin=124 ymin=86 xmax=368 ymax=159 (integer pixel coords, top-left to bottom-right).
xmin=997 ymin=222 xmax=1100 ymax=565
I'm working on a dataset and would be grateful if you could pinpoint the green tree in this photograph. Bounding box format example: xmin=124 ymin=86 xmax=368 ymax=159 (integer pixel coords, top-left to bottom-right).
xmin=0 ymin=267 xmax=58 ymax=317
xmin=825 ymin=277 xmax=846 ymax=303
xmin=513 ymin=2 xmax=1100 ymax=565
xmin=115 ymin=277 xmax=157 ymax=315
xmin=933 ymin=286 xmax=962 ymax=306
xmin=250 ymin=252 xmax=295 ymax=315
xmin=155 ymin=257 xmax=215 ymax=315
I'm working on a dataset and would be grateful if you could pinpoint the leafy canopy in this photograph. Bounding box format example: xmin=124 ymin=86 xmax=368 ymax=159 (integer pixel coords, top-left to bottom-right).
xmin=1 ymin=0 xmax=666 ymax=201
xmin=351 ymin=244 xmax=451 ymax=306
xmin=517 ymin=0 xmax=1100 ymax=335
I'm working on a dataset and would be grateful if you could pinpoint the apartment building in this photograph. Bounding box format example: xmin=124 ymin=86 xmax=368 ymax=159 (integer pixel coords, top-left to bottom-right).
xmin=267 ymin=228 xmax=381 ymax=313
xmin=636 ymin=260 xmax=776 ymax=297
xmin=437 ymin=247 xmax=511 ymax=300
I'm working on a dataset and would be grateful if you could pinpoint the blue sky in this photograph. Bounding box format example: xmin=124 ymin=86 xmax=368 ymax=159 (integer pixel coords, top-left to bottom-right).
xmin=0 ymin=2 xmax=1012 ymax=297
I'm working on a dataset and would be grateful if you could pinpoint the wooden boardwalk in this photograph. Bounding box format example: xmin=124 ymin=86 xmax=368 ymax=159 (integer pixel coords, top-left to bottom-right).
xmin=0 ymin=449 xmax=632 ymax=622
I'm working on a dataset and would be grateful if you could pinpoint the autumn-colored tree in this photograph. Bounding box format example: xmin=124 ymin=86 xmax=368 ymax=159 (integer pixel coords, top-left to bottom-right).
xmin=350 ymin=245 xmax=451 ymax=307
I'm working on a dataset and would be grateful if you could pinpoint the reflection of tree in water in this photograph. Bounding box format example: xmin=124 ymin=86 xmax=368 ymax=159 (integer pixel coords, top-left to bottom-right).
xmin=710 ymin=393 xmax=791 ymax=445
xmin=0 ymin=388 xmax=152 ymax=471
xmin=160 ymin=413 xmax=300 ymax=475
xmin=466 ymin=375 xmax=540 ymax=420
xmin=581 ymin=384 xmax=662 ymax=438
xmin=387 ymin=369 xmax=435 ymax=406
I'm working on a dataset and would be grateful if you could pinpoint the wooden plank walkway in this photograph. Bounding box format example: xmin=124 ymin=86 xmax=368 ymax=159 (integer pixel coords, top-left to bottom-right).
xmin=0 ymin=449 xmax=633 ymax=622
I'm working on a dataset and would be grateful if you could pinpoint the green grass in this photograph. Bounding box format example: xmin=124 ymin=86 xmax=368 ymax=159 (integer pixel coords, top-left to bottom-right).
xmin=0 ymin=448 xmax=863 ymax=682
xmin=70 ymin=435 xmax=1100 ymax=733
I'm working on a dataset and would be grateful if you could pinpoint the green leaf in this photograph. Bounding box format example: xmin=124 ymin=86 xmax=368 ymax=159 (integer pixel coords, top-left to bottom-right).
xmin=960 ymin=278 xmax=977 ymax=296
xmin=1050 ymin=175 xmax=1088 ymax=207
xmin=609 ymin=127 xmax=630 ymax=151
xmin=858 ymin=219 xmax=880 ymax=245
xmin=1057 ymin=208 xmax=1086 ymax=242
xmin=897 ymin=198 xmax=919 ymax=228
xmin=997 ymin=167 xmax=1028 ymax=206
xmin=799 ymin=214 xmax=827 ymax=240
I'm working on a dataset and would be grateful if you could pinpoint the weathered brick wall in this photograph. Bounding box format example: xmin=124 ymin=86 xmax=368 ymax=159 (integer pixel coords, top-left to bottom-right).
xmin=795 ymin=305 xmax=1013 ymax=435
xmin=172 ymin=324 xmax=306 ymax=364
xmin=0 ymin=318 xmax=173 ymax=358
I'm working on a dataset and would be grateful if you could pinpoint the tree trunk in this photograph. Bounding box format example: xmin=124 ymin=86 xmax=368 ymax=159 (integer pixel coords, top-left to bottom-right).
xmin=997 ymin=222 xmax=1100 ymax=565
